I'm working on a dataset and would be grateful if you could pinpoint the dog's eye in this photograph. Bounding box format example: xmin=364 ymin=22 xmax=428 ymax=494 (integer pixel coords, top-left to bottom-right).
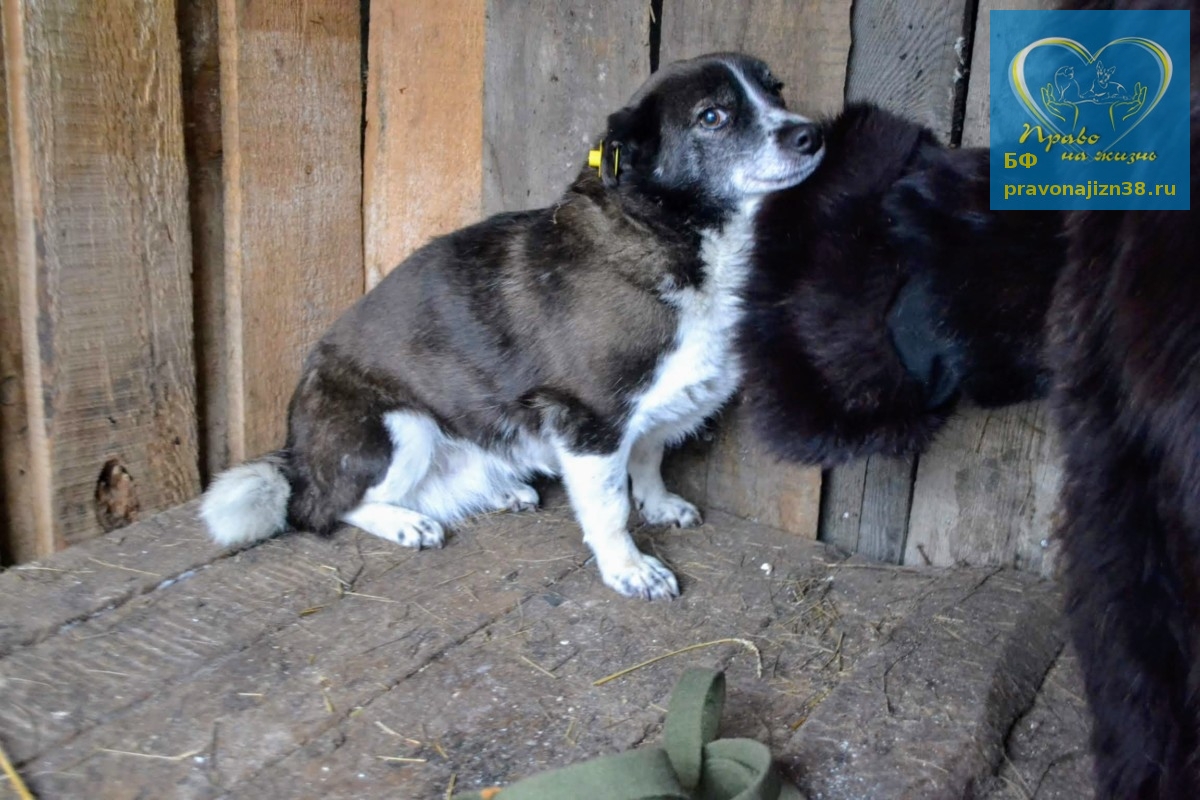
xmin=697 ymin=107 xmax=730 ymax=130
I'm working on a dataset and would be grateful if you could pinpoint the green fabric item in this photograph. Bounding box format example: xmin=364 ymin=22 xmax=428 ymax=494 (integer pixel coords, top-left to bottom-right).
xmin=452 ymin=668 xmax=804 ymax=800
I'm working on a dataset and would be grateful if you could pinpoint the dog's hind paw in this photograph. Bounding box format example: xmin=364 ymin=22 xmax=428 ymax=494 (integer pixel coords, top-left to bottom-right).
xmin=638 ymin=492 xmax=703 ymax=528
xmin=503 ymin=483 xmax=540 ymax=513
xmin=601 ymin=553 xmax=680 ymax=600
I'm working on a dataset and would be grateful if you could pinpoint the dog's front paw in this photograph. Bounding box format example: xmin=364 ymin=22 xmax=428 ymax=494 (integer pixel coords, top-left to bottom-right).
xmin=503 ymin=483 xmax=540 ymax=513
xmin=393 ymin=515 xmax=446 ymax=550
xmin=600 ymin=553 xmax=680 ymax=600
xmin=637 ymin=492 xmax=703 ymax=528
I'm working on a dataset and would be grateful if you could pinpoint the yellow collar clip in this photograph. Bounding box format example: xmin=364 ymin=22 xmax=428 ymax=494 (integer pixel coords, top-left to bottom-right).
xmin=588 ymin=141 xmax=619 ymax=178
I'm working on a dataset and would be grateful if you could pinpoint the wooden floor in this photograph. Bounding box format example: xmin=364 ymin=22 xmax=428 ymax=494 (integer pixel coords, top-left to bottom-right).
xmin=1 ymin=495 xmax=1092 ymax=799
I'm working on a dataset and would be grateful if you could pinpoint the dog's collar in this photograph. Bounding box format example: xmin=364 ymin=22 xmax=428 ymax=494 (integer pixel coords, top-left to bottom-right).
xmin=587 ymin=141 xmax=619 ymax=178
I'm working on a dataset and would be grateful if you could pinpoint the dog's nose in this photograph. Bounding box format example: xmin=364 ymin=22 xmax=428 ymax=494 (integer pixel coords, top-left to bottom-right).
xmin=778 ymin=122 xmax=822 ymax=156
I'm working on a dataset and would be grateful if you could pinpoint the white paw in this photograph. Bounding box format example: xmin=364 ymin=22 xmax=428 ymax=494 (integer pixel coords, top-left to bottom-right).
xmin=345 ymin=504 xmax=446 ymax=550
xmin=637 ymin=492 xmax=703 ymax=528
xmin=392 ymin=515 xmax=445 ymax=549
xmin=600 ymin=553 xmax=680 ymax=600
xmin=502 ymin=483 xmax=540 ymax=513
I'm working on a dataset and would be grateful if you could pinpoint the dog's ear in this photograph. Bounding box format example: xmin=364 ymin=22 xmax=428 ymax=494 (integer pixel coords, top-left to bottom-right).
xmin=601 ymin=103 xmax=657 ymax=189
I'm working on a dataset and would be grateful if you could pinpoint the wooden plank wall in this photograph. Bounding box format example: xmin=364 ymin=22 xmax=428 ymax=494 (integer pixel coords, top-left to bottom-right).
xmin=0 ymin=19 xmax=33 ymax=564
xmin=1 ymin=0 xmax=1064 ymax=572
xmin=216 ymin=0 xmax=364 ymax=463
xmin=363 ymin=0 xmax=485 ymax=287
xmin=0 ymin=0 xmax=364 ymax=563
xmin=481 ymin=0 xmax=648 ymax=215
xmin=2 ymin=0 xmax=201 ymax=560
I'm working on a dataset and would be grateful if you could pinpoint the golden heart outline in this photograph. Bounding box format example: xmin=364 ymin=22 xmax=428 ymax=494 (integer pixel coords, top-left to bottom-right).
xmin=1009 ymin=37 xmax=1172 ymax=152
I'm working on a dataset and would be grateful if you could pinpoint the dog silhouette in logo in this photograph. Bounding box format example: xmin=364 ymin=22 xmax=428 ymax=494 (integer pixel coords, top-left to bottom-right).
xmin=1083 ymin=60 xmax=1130 ymax=100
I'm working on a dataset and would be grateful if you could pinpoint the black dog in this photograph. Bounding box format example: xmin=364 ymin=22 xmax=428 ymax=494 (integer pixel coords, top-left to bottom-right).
xmin=1051 ymin=1 xmax=1199 ymax=795
xmin=740 ymin=19 xmax=1199 ymax=796
xmin=738 ymin=102 xmax=1064 ymax=467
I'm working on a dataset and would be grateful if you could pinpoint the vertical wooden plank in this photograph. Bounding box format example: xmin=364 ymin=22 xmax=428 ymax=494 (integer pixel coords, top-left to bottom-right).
xmin=818 ymin=463 xmax=867 ymax=553
xmin=659 ymin=0 xmax=852 ymax=116
xmin=856 ymin=456 xmax=917 ymax=563
xmin=218 ymin=0 xmax=364 ymax=462
xmin=905 ymin=403 xmax=1063 ymax=574
xmin=657 ymin=1 xmax=855 ymax=538
xmin=0 ymin=17 xmax=37 ymax=563
xmin=844 ymin=0 xmax=976 ymax=144
xmin=701 ymin=400 xmax=822 ymax=536
xmin=5 ymin=0 xmax=201 ymax=550
xmin=961 ymin=0 xmax=1059 ymax=149
xmin=178 ymin=0 xmax=228 ymax=480
xmin=904 ymin=0 xmax=1064 ymax=577
xmin=364 ymin=0 xmax=485 ymax=288
xmin=481 ymin=0 xmax=648 ymax=214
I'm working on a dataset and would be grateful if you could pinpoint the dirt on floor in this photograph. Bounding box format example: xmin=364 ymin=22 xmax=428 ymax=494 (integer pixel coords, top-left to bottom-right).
xmin=0 ymin=493 xmax=1092 ymax=799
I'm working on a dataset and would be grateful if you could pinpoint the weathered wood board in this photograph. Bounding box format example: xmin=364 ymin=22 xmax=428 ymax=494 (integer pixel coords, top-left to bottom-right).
xmin=2 ymin=0 xmax=200 ymax=555
xmin=481 ymin=0 xmax=649 ymax=214
xmin=0 ymin=502 xmax=1082 ymax=799
xmin=844 ymin=0 xmax=976 ymax=143
xmin=0 ymin=21 xmax=36 ymax=564
xmin=903 ymin=0 xmax=1064 ymax=577
xmin=178 ymin=0 xmax=228 ymax=481
xmin=961 ymin=0 xmax=1061 ymax=149
xmin=217 ymin=0 xmax=365 ymax=462
xmin=659 ymin=0 xmax=854 ymax=117
xmin=363 ymin=0 xmax=486 ymax=288
xmin=905 ymin=402 xmax=1063 ymax=575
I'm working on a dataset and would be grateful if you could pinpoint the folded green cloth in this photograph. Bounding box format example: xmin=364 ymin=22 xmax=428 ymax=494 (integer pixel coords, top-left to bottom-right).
xmin=453 ymin=668 xmax=804 ymax=800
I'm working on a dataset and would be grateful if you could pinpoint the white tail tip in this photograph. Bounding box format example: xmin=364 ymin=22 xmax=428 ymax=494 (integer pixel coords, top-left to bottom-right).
xmin=200 ymin=459 xmax=290 ymax=548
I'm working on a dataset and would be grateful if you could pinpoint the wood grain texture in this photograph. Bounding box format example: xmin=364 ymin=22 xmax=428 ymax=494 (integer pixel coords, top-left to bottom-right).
xmin=818 ymin=456 xmax=917 ymax=561
xmin=844 ymin=0 xmax=975 ymax=143
xmin=178 ymin=0 xmax=228 ymax=480
xmin=218 ymin=0 xmax=364 ymax=461
xmin=364 ymin=0 xmax=485 ymax=288
xmin=5 ymin=0 xmax=200 ymax=550
xmin=659 ymin=0 xmax=854 ymax=117
xmin=905 ymin=403 xmax=1063 ymax=574
xmin=818 ymin=462 xmax=868 ymax=553
xmin=857 ymin=455 xmax=917 ymax=563
xmin=703 ymin=403 xmax=821 ymax=537
xmin=901 ymin=0 xmax=1065 ymax=577
xmin=961 ymin=0 xmax=1060 ymax=148
xmin=0 ymin=22 xmax=38 ymax=564
xmin=481 ymin=0 xmax=648 ymax=214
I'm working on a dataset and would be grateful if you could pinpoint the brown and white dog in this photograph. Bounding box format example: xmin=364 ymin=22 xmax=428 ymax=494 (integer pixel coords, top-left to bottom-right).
xmin=200 ymin=53 xmax=824 ymax=601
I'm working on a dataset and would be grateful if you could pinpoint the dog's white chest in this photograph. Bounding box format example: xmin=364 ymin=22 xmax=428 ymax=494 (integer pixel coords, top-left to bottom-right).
xmin=627 ymin=210 xmax=755 ymax=442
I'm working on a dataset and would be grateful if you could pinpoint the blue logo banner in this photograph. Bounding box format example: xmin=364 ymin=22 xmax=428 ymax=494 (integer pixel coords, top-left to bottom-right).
xmin=990 ymin=9 xmax=1190 ymax=209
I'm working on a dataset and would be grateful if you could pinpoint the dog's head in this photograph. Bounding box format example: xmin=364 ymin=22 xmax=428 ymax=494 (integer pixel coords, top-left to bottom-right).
xmin=597 ymin=53 xmax=824 ymax=210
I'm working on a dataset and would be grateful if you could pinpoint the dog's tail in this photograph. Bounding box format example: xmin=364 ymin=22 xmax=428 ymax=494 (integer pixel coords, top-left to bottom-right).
xmin=200 ymin=451 xmax=292 ymax=548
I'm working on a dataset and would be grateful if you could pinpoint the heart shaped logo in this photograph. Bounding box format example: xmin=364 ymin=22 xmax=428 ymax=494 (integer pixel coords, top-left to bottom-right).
xmin=1009 ymin=36 xmax=1173 ymax=152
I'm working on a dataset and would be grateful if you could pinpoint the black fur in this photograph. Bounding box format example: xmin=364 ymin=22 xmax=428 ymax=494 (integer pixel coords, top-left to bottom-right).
xmin=1050 ymin=2 xmax=1200 ymax=796
xmin=739 ymin=103 xmax=1065 ymax=465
